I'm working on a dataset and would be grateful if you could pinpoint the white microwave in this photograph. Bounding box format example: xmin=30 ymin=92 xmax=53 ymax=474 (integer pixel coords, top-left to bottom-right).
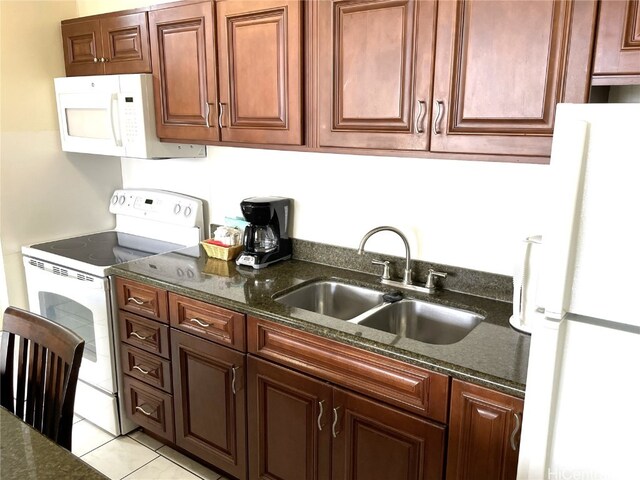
xmin=54 ymin=74 xmax=205 ymax=159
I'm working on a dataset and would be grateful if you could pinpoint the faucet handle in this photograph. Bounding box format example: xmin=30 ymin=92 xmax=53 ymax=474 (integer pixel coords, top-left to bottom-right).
xmin=371 ymin=259 xmax=391 ymax=280
xmin=425 ymin=269 xmax=447 ymax=293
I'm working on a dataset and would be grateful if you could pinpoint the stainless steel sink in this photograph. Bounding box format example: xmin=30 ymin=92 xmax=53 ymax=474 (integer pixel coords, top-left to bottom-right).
xmin=274 ymin=280 xmax=386 ymax=320
xmin=354 ymin=299 xmax=484 ymax=345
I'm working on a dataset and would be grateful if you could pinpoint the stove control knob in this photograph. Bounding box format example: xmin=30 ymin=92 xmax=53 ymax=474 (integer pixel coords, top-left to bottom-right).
xmin=118 ymin=195 xmax=126 ymax=205
xmin=184 ymin=206 xmax=192 ymax=217
xmin=174 ymin=204 xmax=181 ymax=214
xmin=111 ymin=194 xmax=118 ymax=205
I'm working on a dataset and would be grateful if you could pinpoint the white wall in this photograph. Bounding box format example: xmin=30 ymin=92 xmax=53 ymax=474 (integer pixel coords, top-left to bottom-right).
xmin=123 ymin=148 xmax=548 ymax=275
xmin=0 ymin=1 xmax=123 ymax=313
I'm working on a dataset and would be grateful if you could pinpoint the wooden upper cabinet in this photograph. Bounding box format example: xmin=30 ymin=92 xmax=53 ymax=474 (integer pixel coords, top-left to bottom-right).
xmin=592 ymin=0 xmax=640 ymax=85
xmin=317 ymin=0 xmax=437 ymax=150
xmin=216 ymin=0 xmax=303 ymax=145
xmin=62 ymin=12 xmax=151 ymax=76
xmin=430 ymin=0 xmax=597 ymax=159
xmin=446 ymin=380 xmax=524 ymax=480
xmin=149 ymin=1 xmax=219 ymax=142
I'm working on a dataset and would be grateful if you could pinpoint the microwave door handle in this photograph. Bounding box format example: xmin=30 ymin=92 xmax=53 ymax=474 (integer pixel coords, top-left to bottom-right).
xmin=109 ymin=93 xmax=123 ymax=147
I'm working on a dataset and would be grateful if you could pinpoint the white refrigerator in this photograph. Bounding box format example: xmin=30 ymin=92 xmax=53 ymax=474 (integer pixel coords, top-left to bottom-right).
xmin=517 ymin=103 xmax=640 ymax=479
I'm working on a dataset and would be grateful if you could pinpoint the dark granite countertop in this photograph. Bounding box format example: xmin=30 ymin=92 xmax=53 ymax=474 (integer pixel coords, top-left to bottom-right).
xmin=110 ymin=246 xmax=530 ymax=398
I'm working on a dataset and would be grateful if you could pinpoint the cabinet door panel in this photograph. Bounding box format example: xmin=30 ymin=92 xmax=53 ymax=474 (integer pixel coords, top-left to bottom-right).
xmin=101 ymin=12 xmax=151 ymax=74
xmin=446 ymin=379 xmax=524 ymax=480
xmin=431 ymin=0 xmax=596 ymax=158
xmin=318 ymin=0 xmax=436 ymax=150
xmin=247 ymin=356 xmax=332 ymax=480
xmin=62 ymin=20 xmax=103 ymax=76
xmin=217 ymin=0 xmax=303 ymax=145
xmin=592 ymin=0 xmax=640 ymax=84
xmin=172 ymin=330 xmax=246 ymax=480
xmin=149 ymin=2 xmax=219 ymax=142
xmin=332 ymin=388 xmax=445 ymax=480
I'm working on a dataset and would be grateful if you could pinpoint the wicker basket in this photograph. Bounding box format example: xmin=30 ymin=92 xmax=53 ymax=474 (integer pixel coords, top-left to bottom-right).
xmin=200 ymin=242 xmax=243 ymax=261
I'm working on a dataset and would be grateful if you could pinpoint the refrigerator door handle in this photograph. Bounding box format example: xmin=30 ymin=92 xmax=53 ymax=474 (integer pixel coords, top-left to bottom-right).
xmin=540 ymin=117 xmax=588 ymax=319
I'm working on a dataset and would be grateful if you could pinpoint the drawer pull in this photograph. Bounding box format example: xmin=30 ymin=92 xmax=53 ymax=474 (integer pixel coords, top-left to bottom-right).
xmin=332 ymin=406 xmax=341 ymax=438
xmin=135 ymin=404 xmax=156 ymax=416
xmin=132 ymin=365 xmax=151 ymax=375
xmin=317 ymin=400 xmax=325 ymax=431
xmin=511 ymin=412 xmax=521 ymax=451
xmin=189 ymin=317 xmax=211 ymax=328
xmin=231 ymin=366 xmax=238 ymax=395
xmin=130 ymin=331 xmax=150 ymax=340
xmin=127 ymin=296 xmax=147 ymax=305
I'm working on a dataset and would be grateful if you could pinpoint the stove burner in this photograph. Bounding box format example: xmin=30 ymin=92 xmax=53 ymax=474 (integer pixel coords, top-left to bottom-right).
xmin=50 ymin=239 xmax=88 ymax=251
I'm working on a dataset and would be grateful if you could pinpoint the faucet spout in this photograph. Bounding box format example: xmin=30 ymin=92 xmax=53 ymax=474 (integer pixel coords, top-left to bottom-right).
xmin=357 ymin=226 xmax=412 ymax=285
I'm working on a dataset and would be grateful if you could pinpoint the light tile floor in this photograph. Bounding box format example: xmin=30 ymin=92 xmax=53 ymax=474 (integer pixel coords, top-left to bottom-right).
xmin=72 ymin=415 xmax=230 ymax=480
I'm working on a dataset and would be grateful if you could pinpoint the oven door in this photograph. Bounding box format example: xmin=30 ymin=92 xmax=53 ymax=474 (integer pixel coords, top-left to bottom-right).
xmin=22 ymin=257 xmax=117 ymax=394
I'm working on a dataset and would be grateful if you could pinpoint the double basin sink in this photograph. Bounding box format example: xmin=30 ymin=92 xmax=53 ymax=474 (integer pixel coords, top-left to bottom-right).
xmin=273 ymin=279 xmax=484 ymax=345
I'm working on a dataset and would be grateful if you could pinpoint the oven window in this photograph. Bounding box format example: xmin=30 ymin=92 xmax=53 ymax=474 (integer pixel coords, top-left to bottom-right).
xmin=38 ymin=292 xmax=97 ymax=362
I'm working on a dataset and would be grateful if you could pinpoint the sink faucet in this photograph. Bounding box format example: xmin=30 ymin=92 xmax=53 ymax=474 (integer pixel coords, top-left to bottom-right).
xmin=357 ymin=226 xmax=412 ymax=285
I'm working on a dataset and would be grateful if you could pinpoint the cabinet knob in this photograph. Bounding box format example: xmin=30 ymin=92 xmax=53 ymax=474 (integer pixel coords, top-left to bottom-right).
xmin=93 ymin=57 xmax=99 ymax=63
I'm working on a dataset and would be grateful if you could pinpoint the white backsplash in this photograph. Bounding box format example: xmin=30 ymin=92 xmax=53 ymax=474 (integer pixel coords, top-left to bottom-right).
xmin=122 ymin=148 xmax=547 ymax=275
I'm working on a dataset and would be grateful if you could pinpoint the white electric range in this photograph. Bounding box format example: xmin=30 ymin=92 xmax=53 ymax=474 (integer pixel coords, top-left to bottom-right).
xmin=22 ymin=188 xmax=204 ymax=435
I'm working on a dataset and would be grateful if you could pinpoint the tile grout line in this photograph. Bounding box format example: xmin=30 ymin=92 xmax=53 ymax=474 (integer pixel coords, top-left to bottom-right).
xmin=119 ymin=454 xmax=160 ymax=480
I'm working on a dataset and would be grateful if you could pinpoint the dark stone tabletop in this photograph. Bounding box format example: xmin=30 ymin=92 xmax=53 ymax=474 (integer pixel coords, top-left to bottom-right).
xmin=0 ymin=407 xmax=107 ymax=479
xmin=110 ymin=245 xmax=530 ymax=398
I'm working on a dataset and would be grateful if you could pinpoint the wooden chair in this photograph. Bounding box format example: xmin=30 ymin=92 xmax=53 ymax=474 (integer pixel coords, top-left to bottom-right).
xmin=0 ymin=306 xmax=84 ymax=450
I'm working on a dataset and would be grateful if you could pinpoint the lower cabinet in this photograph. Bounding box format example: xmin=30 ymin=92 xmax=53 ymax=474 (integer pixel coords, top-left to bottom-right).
xmin=446 ymin=379 xmax=523 ymax=480
xmin=247 ymin=356 xmax=446 ymax=480
xmin=172 ymin=329 xmax=247 ymax=480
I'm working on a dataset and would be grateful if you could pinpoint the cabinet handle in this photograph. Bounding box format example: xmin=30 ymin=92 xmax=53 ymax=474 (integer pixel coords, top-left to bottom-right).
xmin=189 ymin=317 xmax=211 ymax=328
xmin=415 ymin=100 xmax=426 ymax=134
xmin=510 ymin=412 xmax=521 ymax=451
xmin=317 ymin=400 xmax=325 ymax=431
xmin=231 ymin=366 xmax=238 ymax=395
xmin=93 ymin=57 xmax=99 ymax=63
xmin=132 ymin=365 xmax=151 ymax=375
xmin=130 ymin=331 xmax=149 ymax=340
xmin=433 ymin=100 xmax=444 ymax=135
xmin=218 ymin=102 xmax=226 ymax=128
xmin=135 ymin=404 xmax=156 ymax=416
xmin=331 ymin=406 xmax=341 ymax=438
xmin=127 ymin=296 xmax=147 ymax=305
xmin=205 ymin=103 xmax=211 ymax=128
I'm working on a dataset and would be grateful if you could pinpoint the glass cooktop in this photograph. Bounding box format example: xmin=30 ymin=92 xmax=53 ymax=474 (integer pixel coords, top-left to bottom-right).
xmin=30 ymin=231 xmax=184 ymax=267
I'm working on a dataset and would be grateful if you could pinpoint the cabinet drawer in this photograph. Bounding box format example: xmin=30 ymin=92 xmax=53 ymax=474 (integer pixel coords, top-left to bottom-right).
xmin=115 ymin=277 xmax=168 ymax=323
xmin=119 ymin=311 xmax=170 ymax=359
xmin=169 ymin=293 xmax=245 ymax=351
xmin=248 ymin=317 xmax=449 ymax=423
xmin=121 ymin=344 xmax=172 ymax=393
xmin=123 ymin=376 xmax=174 ymax=442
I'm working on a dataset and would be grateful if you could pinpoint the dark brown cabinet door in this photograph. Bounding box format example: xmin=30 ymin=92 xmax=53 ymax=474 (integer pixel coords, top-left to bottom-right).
xmin=172 ymin=330 xmax=246 ymax=480
xmin=62 ymin=13 xmax=151 ymax=76
xmin=446 ymin=380 xmax=524 ymax=480
xmin=100 ymin=12 xmax=151 ymax=74
xmin=149 ymin=1 xmax=219 ymax=142
xmin=592 ymin=0 xmax=640 ymax=84
xmin=431 ymin=0 xmax=597 ymax=158
xmin=62 ymin=20 xmax=103 ymax=76
xmin=216 ymin=0 xmax=303 ymax=145
xmin=332 ymin=388 xmax=445 ymax=480
xmin=317 ymin=0 xmax=437 ymax=150
xmin=247 ymin=356 xmax=332 ymax=480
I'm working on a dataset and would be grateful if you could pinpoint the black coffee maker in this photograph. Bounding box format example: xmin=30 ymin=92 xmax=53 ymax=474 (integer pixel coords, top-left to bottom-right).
xmin=236 ymin=197 xmax=292 ymax=269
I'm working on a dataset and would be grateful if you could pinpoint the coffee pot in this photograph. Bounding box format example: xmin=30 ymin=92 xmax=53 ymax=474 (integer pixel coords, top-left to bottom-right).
xmin=236 ymin=197 xmax=292 ymax=269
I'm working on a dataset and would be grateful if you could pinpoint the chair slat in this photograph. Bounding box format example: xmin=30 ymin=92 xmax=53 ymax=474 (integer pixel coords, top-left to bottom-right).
xmin=43 ymin=350 xmax=57 ymax=439
xmin=0 ymin=332 xmax=15 ymax=411
xmin=16 ymin=337 xmax=28 ymax=418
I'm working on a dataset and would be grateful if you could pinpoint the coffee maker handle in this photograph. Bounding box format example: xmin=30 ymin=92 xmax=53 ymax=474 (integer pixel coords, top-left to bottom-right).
xmin=242 ymin=225 xmax=253 ymax=250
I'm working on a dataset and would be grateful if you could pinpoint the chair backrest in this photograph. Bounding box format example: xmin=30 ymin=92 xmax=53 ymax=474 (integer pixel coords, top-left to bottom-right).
xmin=0 ymin=306 xmax=84 ymax=450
